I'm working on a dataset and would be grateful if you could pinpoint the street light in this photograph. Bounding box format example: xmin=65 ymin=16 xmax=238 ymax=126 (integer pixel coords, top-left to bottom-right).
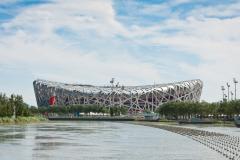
xmin=109 ymin=78 xmax=115 ymax=111
xmin=233 ymin=78 xmax=238 ymax=100
xmin=116 ymin=82 xmax=119 ymax=87
xmin=120 ymin=85 xmax=124 ymax=108
xmin=12 ymin=105 xmax=16 ymax=119
xmin=110 ymin=78 xmax=115 ymax=87
xmin=221 ymin=86 xmax=225 ymax=101
xmin=226 ymin=83 xmax=230 ymax=101
xmin=231 ymin=91 xmax=234 ymax=101
xmin=224 ymin=94 xmax=227 ymax=99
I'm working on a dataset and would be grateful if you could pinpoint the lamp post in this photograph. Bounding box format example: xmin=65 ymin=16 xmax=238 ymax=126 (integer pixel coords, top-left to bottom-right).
xmin=224 ymin=94 xmax=227 ymax=101
xmin=233 ymin=78 xmax=238 ymax=100
xmin=226 ymin=83 xmax=230 ymax=101
xmin=109 ymin=78 xmax=115 ymax=114
xmin=110 ymin=78 xmax=115 ymax=88
xmin=12 ymin=105 xmax=16 ymax=119
xmin=130 ymin=90 xmax=133 ymax=111
xmin=151 ymin=82 xmax=155 ymax=112
xmin=120 ymin=84 xmax=124 ymax=108
xmin=221 ymin=86 xmax=225 ymax=101
xmin=231 ymin=91 xmax=234 ymax=101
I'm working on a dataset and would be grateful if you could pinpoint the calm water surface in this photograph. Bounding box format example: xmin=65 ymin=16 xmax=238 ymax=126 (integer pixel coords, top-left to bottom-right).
xmin=0 ymin=121 xmax=229 ymax=160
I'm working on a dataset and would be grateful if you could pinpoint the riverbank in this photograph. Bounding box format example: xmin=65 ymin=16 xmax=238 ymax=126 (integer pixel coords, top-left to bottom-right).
xmin=0 ymin=116 xmax=47 ymax=124
xmin=127 ymin=120 xmax=236 ymax=128
xmin=48 ymin=116 xmax=134 ymax=121
xmin=48 ymin=116 xmax=236 ymax=127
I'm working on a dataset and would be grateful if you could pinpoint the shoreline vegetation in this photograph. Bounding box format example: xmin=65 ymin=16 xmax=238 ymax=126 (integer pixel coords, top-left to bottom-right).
xmin=0 ymin=93 xmax=47 ymax=124
xmin=156 ymin=101 xmax=240 ymax=121
xmin=37 ymin=104 xmax=128 ymax=117
xmin=0 ymin=116 xmax=47 ymax=124
xmin=0 ymin=92 xmax=239 ymax=126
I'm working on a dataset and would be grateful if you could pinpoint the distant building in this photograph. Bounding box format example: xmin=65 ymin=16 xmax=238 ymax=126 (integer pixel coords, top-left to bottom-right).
xmin=33 ymin=79 xmax=203 ymax=112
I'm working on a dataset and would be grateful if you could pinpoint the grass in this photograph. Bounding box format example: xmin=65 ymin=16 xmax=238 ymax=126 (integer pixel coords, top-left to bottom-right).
xmin=0 ymin=116 xmax=47 ymax=124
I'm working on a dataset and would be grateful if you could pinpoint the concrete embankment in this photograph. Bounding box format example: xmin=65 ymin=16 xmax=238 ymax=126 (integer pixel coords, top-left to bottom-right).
xmin=48 ymin=116 xmax=135 ymax=121
xmin=128 ymin=122 xmax=240 ymax=160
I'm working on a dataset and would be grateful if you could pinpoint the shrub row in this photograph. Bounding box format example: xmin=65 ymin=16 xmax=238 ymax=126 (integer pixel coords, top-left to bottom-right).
xmin=156 ymin=101 xmax=240 ymax=120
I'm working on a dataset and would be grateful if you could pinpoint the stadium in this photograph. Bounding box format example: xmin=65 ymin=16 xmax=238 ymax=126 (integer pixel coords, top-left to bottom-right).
xmin=33 ymin=79 xmax=203 ymax=112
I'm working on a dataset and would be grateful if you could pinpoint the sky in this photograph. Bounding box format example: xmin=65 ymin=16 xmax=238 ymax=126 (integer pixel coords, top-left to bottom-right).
xmin=0 ymin=0 xmax=240 ymax=106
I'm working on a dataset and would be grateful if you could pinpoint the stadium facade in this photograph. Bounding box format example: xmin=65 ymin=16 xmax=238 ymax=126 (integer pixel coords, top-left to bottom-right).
xmin=33 ymin=79 xmax=203 ymax=112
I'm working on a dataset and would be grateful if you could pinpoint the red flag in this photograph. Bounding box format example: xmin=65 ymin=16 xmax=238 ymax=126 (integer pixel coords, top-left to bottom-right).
xmin=49 ymin=96 xmax=56 ymax=106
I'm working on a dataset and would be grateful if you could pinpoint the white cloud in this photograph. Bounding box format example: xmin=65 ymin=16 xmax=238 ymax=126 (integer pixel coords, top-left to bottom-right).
xmin=1 ymin=0 xmax=128 ymax=38
xmin=1 ymin=0 xmax=240 ymax=105
xmin=189 ymin=2 xmax=240 ymax=18
xmin=150 ymin=14 xmax=240 ymax=102
xmin=0 ymin=0 xmax=169 ymax=105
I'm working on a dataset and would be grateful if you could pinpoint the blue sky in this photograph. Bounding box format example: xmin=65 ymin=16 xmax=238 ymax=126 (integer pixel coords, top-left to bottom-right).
xmin=0 ymin=0 xmax=240 ymax=105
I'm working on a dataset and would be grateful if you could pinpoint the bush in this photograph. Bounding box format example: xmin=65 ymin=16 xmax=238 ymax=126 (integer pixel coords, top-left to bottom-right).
xmin=156 ymin=100 xmax=240 ymax=120
xmin=0 ymin=93 xmax=32 ymax=117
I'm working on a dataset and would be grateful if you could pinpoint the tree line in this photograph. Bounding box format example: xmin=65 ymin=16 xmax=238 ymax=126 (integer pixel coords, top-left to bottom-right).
xmin=36 ymin=105 xmax=128 ymax=117
xmin=2 ymin=92 xmax=240 ymax=119
xmin=0 ymin=93 xmax=32 ymax=117
xmin=156 ymin=101 xmax=240 ymax=120
xmin=0 ymin=92 xmax=128 ymax=117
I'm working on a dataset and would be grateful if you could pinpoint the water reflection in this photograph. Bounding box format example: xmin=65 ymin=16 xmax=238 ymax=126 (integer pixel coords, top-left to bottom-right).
xmin=0 ymin=125 xmax=25 ymax=143
xmin=0 ymin=122 xmax=231 ymax=160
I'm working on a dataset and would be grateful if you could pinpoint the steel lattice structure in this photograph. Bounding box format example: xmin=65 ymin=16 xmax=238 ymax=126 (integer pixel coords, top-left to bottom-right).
xmin=33 ymin=79 xmax=203 ymax=111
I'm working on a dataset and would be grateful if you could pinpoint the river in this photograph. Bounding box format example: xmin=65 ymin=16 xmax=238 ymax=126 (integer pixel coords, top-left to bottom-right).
xmin=0 ymin=121 xmax=229 ymax=160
